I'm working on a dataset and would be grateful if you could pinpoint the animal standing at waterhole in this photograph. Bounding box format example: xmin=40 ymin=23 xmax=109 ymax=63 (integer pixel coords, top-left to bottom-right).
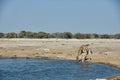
xmin=76 ymin=44 xmax=93 ymax=62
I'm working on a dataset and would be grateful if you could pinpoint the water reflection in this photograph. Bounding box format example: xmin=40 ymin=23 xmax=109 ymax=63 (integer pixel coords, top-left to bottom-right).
xmin=77 ymin=62 xmax=92 ymax=71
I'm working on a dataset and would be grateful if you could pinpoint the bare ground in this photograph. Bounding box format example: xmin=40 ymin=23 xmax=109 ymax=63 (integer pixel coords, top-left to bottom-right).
xmin=0 ymin=38 xmax=120 ymax=79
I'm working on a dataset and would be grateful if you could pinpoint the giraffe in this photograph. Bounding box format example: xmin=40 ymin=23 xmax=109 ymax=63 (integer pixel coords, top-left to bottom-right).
xmin=76 ymin=44 xmax=93 ymax=62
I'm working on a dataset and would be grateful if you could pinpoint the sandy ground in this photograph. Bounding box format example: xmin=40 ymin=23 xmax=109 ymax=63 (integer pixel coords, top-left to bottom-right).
xmin=0 ymin=38 xmax=120 ymax=79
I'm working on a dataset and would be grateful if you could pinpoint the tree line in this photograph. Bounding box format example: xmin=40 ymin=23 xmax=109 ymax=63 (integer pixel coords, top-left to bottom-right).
xmin=0 ymin=31 xmax=120 ymax=39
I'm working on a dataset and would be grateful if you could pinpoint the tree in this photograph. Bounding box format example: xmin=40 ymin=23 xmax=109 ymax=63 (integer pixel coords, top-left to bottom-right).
xmin=52 ymin=32 xmax=60 ymax=38
xmin=63 ymin=32 xmax=73 ymax=39
xmin=92 ymin=33 xmax=99 ymax=38
xmin=100 ymin=34 xmax=110 ymax=39
xmin=25 ymin=31 xmax=34 ymax=38
xmin=84 ymin=34 xmax=92 ymax=39
xmin=0 ymin=32 xmax=4 ymax=38
xmin=46 ymin=33 xmax=55 ymax=38
xmin=52 ymin=32 xmax=65 ymax=38
xmin=115 ymin=33 xmax=120 ymax=39
xmin=32 ymin=32 xmax=38 ymax=38
xmin=37 ymin=32 xmax=48 ymax=38
xmin=18 ymin=31 xmax=27 ymax=38
xmin=74 ymin=33 xmax=85 ymax=39
xmin=5 ymin=32 xmax=17 ymax=38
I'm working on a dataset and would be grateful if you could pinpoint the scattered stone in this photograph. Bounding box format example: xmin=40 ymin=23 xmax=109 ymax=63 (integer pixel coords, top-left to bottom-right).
xmin=43 ymin=49 xmax=50 ymax=53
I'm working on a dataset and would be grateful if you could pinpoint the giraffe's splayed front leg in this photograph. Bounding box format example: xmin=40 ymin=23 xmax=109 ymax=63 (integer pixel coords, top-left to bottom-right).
xmin=76 ymin=44 xmax=93 ymax=62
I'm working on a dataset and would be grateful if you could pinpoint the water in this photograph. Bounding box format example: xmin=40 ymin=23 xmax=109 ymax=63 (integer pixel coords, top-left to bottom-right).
xmin=0 ymin=59 xmax=120 ymax=80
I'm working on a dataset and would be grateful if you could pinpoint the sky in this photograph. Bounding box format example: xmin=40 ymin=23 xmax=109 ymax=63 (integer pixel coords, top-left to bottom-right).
xmin=0 ymin=0 xmax=120 ymax=34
